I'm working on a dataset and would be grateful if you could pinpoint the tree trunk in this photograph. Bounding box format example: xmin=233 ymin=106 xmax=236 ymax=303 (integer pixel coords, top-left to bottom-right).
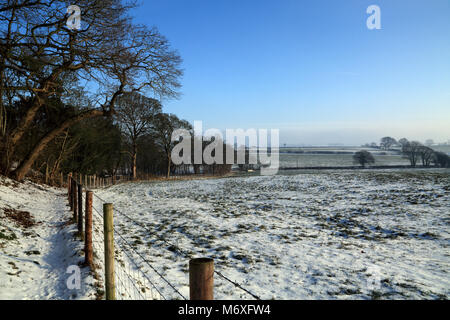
xmin=13 ymin=109 xmax=105 ymax=181
xmin=167 ymin=155 xmax=171 ymax=179
xmin=9 ymin=78 xmax=123 ymax=180
xmin=45 ymin=162 xmax=49 ymax=184
xmin=9 ymin=97 xmax=42 ymax=145
xmin=49 ymin=130 xmax=69 ymax=181
xmin=132 ymin=143 xmax=137 ymax=180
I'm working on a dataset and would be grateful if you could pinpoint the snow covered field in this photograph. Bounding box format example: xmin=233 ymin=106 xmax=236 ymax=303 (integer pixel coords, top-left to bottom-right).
xmin=0 ymin=176 xmax=96 ymax=300
xmin=94 ymin=169 xmax=450 ymax=300
xmin=1 ymin=169 xmax=448 ymax=300
xmin=279 ymin=153 xmax=410 ymax=168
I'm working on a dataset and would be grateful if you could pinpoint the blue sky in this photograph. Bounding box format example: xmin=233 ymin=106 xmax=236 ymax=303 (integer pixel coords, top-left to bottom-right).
xmin=132 ymin=0 xmax=450 ymax=145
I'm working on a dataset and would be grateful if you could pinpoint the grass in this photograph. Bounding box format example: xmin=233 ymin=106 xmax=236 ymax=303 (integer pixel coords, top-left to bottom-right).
xmin=3 ymin=208 xmax=37 ymax=228
xmin=0 ymin=229 xmax=17 ymax=241
xmin=24 ymin=250 xmax=40 ymax=256
xmin=97 ymin=169 xmax=449 ymax=299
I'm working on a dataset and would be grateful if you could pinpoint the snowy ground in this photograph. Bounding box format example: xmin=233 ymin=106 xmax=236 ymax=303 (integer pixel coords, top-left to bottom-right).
xmin=94 ymin=169 xmax=450 ymax=300
xmin=1 ymin=169 xmax=449 ymax=300
xmin=0 ymin=176 xmax=96 ymax=300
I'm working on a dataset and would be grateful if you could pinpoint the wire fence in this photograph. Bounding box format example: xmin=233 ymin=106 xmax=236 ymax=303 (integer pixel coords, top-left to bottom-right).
xmin=90 ymin=195 xmax=165 ymax=300
xmin=71 ymin=176 xmax=261 ymax=300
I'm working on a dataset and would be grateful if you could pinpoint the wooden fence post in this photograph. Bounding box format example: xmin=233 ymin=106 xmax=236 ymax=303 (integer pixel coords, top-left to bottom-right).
xmin=104 ymin=203 xmax=116 ymax=300
xmin=84 ymin=191 xmax=93 ymax=267
xmin=68 ymin=174 xmax=72 ymax=208
xmin=189 ymin=258 xmax=214 ymax=300
xmin=78 ymin=183 xmax=83 ymax=239
xmin=70 ymin=178 xmax=73 ymax=210
xmin=71 ymin=179 xmax=75 ymax=212
xmin=73 ymin=180 xmax=78 ymax=222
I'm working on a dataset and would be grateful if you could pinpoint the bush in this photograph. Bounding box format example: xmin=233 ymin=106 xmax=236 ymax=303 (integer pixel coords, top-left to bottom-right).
xmin=434 ymin=152 xmax=450 ymax=168
xmin=353 ymin=150 xmax=375 ymax=167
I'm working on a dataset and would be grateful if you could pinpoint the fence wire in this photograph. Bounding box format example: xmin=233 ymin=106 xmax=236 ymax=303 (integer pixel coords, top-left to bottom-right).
xmin=91 ymin=199 xmax=166 ymax=300
xmin=92 ymin=193 xmax=261 ymax=300
xmin=74 ymin=178 xmax=261 ymax=300
xmin=91 ymin=207 xmax=106 ymax=298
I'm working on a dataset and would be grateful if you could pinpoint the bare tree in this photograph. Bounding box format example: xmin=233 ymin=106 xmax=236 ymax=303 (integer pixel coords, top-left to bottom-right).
xmin=398 ymin=138 xmax=409 ymax=149
xmin=380 ymin=137 xmax=397 ymax=150
xmin=433 ymin=152 xmax=450 ymax=168
xmin=402 ymin=141 xmax=422 ymax=167
xmin=0 ymin=0 xmax=182 ymax=180
xmin=152 ymin=113 xmax=191 ymax=178
xmin=418 ymin=145 xmax=435 ymax=167
xmin=353 ymin=150 xmax=375 ymax=167
xmin=115 ymin=93 xmax=162 ymax=179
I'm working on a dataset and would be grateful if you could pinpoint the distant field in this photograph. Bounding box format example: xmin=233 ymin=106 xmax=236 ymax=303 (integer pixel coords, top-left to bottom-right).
xmin=280 ymin=154 xmax=410 ymax=168
xmin=432 ymin=145 xmax=450 ymax=154
xmin=280 ymin=146 xmax=395 ymax=155
xmin=277 ymin=147 xmax=408 ymax=168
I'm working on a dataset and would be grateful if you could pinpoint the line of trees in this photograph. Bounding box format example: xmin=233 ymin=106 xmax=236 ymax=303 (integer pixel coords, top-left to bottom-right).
xmin=0 ymin=1 xmax=233 ymax=183
xmin=400 ymin=139 xmax=449 ymax=168
xmin=363 ymin=137 xmax=450 ymax=168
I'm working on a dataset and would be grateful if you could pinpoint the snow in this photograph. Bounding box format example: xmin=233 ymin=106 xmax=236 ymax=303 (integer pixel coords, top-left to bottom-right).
xmin=0 ymin=176 xmax=96 ymax=300
xmin=94 ymin=169 xmax=450 ymax=300
xmin=1 ymin=169 xmax=449 ymax=300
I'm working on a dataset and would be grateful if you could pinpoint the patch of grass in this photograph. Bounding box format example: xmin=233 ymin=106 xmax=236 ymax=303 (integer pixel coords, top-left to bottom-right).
xmin=0 ymin=180 xmax=20 ymax=188
xmin=22 ymin=231 xmax=37 ymax=238
xmin=341 ymin=288 xmax=361 ymax=295
xmin=266 ymin=256 xmax=280 ymax=267
xmin=231 ymin=253 xmax=254 ymax=264
xmin=369 ymin=290 xmax=383 ymax=300
xmin=95 ymin=289 xmax=105 ymax=300
xmin=24 ymin=250 xmax=40 ymax=256
xmin=395 ymin=282 xmax=419 ymax=290
xmin=435 ymin=293 xmax=447 ymax=300
xmin=4 ymin=208 xmax=38 ymax=228
xmin=0 ymin=229 xmax=17 ymax=241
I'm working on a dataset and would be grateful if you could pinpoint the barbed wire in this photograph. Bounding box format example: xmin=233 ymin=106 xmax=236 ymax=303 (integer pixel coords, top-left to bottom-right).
xmin=214 ymin=271 xmax=261 ymax=300
xmin=91 ymin=212 xmax=106 ymax=297
xmin=92 ymin=193 xmax=262 ymax=300
xmin=91 ymin=199 xmax=179 ymax=300
xmin=92 ymin=204 xmax=155 ymax=300
xmin=113 ymin=229 xmax=174 ymax=300
xmin=72 ymin=179 xmax=261 ymax=300
xmin=93 ymin=193 xmax=191 ymax=257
